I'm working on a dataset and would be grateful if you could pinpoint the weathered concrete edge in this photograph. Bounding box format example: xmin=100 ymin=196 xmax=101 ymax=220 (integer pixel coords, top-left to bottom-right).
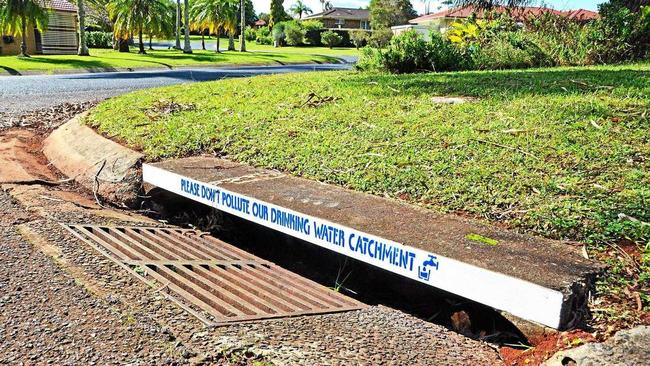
xmin=43 ymin=113 xmax=144 ymax=206
xmin=143 ymin=163 xmax=576 ymax=329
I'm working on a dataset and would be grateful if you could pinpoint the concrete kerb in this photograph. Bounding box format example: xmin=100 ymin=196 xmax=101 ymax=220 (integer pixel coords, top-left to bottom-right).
xmin=43 ymin=113 xmax=144 ymax=207
xmin=143 ymin=158 xmax=601 ymax=331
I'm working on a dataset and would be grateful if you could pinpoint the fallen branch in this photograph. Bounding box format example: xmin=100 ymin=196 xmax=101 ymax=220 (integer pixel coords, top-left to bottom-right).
xmin=93 ymin=159 xmax=107 ymax=208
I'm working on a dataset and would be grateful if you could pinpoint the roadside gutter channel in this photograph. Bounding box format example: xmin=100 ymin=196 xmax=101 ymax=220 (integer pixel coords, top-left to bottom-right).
xmin=42 ymin=113 xmax=599 ymax=333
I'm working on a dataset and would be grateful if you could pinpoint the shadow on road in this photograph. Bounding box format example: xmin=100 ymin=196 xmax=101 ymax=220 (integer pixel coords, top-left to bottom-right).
xmin=0 ymin=65 xmax=21 ymax=76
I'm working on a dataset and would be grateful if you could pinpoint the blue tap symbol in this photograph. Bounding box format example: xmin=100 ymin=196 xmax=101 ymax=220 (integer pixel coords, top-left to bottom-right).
xmin=418 ymin=255 xmax=439 ymax=281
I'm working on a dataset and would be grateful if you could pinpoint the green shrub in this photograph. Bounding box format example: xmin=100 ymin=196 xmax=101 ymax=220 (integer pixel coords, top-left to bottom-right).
xmin=473 ymin=31 xmax=555 ymax=70
xmin=284 ymin=22 xmax=305 ymax=46
xmin=355 ymin=46 xmax=384 ymax=71
xmin=86 ymin=31 xmax=112 ymax=48
xmin=585 ymin=3 xmax=650 ymax=63
xmin=357 ymin=31 xmax=471 ymax=73
xmin=380 ymin=30 xmax=434 ymax=73
xmin=321 ymin=30 xmax=342 ymax=48
xmin=358 ymin=2 xmax=650 ymax=74
xmin=428 ymin=31 xmax=471 ymax=71
xmin=369 ymin=28 xmax=393 ymax=48
xmin=333 ymin=30 xmax=352 ymax=47
xmin=350 ymin=29 xmax=370 ymax=49
xmin=302 ymin=20 xmax=324 ymax=46
xmin=255 ymin=26 xmax=272 ymax=44
xmin=272 ymin=22 xmax=287 ymax=46
xmin=244 ymin=26 xmax=257 ymax=42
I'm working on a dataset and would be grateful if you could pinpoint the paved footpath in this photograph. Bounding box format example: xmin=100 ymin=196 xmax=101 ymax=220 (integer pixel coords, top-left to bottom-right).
xmin=0 ymin=63 xmax=349 ymax=117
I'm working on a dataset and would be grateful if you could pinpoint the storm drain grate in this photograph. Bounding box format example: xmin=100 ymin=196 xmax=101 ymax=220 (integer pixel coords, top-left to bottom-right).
xmin=63 ymin=224 xmax=365 ymax=325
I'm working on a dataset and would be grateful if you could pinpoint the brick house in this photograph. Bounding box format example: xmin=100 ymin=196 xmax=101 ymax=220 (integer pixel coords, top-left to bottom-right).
xmin=0 ymin=0 xmax=79 ymax=56
xmin=303 ymin=7 xmax=370 ymax=31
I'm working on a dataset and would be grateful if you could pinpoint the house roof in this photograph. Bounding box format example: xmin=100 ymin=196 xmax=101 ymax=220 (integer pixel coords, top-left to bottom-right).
xmin=48 ymin=0 xmax=78 ymax=12
xmin=304 ymin=7 xmax=369 ymax=21
xmin=564 ymin=9 xmax=599 ymax=21
xmin=254 ymin=19 xmax=267 ymax=26
xmin=409 ymin=5 xmax=597 ymax=24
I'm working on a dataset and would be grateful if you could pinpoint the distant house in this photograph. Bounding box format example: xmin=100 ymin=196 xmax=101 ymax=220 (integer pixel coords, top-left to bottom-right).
xmin=303 ymin=7 xmax=371 ymax=31
xmin=397 ymin=5 xmax=599 ymax=35
xmin=0 ymin=0 xmax=79 ymax=56
xmin=254 ymin=19 xmax=267 ymax=28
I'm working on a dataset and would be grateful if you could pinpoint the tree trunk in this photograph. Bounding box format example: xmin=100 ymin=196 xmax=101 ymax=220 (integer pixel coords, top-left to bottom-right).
xmin=202 ymin=32 xmax=205 ymax=50
xmin=175 ymin=0 xmax=181 ymax=49
xmin=77 ymin=0 xmax=90 ymax=55
xmin=20 ymin=14 xmax=28 ymax=57
xmin=216 ymin=30 xmax=220 ymax=53
xmin=239 ymin=0 xmax=246 ymax=51
xmin=228 ymin=33 xmax=235 ymax=51
xmin=182 ymin=0 xmax=192 ymax=53
xmin=118 ymin=38 xmax=129 ymax=52
xmin=138 ymin=28 xmax=146 ymax=54
xmin=149 ymin=35 xmax=153 ymax=50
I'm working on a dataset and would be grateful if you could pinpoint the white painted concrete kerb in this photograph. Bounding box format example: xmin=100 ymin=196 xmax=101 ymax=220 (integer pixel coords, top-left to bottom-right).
xmin=143 ymin=163 xmax=565 ymax=328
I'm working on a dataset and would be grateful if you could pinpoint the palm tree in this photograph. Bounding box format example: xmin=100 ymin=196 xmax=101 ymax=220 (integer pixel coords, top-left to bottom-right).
xmin=182 ymin=0 xmax=191 ymax=53
xmin=190 ymin=0 xmax=237 ymax=53
xmin=0 ymin=0 xmax=49 ymax=57
xmin=289 ymin=0 xmax=312 ymax=19
xmin=146 ymin=0 xmax=175 ymax=50
xmin=223 ymin=0 xmax=237 ymax=51
xmin=174 ymin=0 xmax=181 ymax=48
xmin=109 ymin=0 xmax=173 ymax=54
xmin=238 ymin=0 xmax=245 ymax=51
xmin=189 ymin=7 xmax=209 ymax=50
xmin=77 ymin=0 xmax=90 ymax=55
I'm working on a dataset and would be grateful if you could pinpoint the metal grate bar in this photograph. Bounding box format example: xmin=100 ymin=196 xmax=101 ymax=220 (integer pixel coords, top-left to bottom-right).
xmin=62 ymin=224 xmax=365 ymax=324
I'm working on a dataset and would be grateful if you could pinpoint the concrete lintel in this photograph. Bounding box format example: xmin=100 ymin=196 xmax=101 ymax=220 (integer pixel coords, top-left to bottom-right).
xmin=144 ymin=157 xmax=600 ymax=329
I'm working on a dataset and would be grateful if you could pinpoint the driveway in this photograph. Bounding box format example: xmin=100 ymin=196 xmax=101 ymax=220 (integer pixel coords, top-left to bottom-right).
xmin=0 ymin=63 xmax=350 ymax=117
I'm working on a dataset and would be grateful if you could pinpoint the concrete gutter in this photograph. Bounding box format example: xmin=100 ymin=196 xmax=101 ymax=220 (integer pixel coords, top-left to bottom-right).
xmin=143 ymin=157 xmax=601 ymax=330
xmin=43 ymin=113 xmax=143 ymax=206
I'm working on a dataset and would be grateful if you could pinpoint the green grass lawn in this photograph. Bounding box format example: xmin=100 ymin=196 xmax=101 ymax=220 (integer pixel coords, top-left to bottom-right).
xmin=0 ymin=47 xmax=341 ymax=75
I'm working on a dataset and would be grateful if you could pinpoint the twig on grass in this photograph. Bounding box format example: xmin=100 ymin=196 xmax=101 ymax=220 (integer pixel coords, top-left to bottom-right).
xmin=472 ymin=138 xmax=539 ymax=159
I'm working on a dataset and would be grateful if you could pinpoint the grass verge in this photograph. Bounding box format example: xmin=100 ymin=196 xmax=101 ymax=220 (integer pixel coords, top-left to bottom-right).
xmin=88 ymin=64 xmax=649 ymax=328
xmin=155 ymin=36 xmax=361 ymax=57
xmin=0 ymin=47 xmax=340 ymax=75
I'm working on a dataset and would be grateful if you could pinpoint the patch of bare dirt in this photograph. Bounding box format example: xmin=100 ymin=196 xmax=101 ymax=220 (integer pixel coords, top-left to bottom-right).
xmin=499 ymin=330 xmax=596 ymax=366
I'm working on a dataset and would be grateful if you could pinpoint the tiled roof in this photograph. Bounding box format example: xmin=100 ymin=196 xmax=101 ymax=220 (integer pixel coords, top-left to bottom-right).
xmin=409 ymin=5 xmax=597 ymax=23
xmin=304 ymin=7 xmax=369 ymax=21
xmin=564 ymin=9 xmax=599 ymax=21
xmin=48 ymin=0 xmax=78 ymax=12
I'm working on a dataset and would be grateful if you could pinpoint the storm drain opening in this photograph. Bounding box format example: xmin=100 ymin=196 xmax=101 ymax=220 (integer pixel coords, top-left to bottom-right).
xmin=62 ymin=224 xmax=365 ymax=325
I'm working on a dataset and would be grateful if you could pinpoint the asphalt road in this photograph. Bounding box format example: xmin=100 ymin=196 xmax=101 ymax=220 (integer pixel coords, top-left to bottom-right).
xmin=0 ymin=63 xmax=350 ymax=116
